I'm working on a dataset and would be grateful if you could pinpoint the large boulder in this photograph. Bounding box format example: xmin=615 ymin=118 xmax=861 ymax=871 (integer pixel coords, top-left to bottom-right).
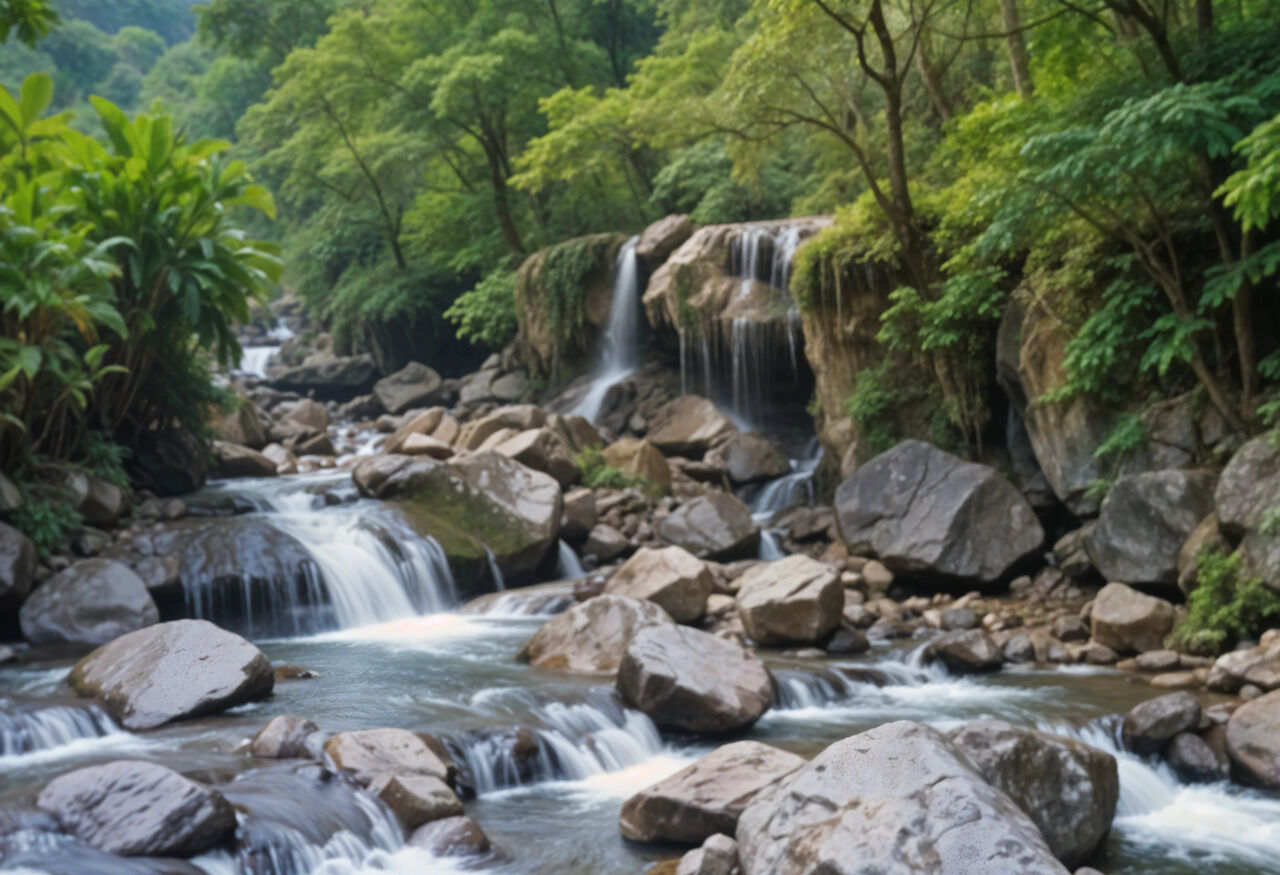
xmin=707 ymin=433 xmax=790 ymax=484
xmin=516 ymin=594 xmax=674 ymax=673
xmin=619 ymin=741 xmax=804 ymax=845
xmin=1224 ymin=689 xmax=1280 ymax=789
xmin=374 ymin=361 xmax=447 ymax=415
xmin=0 ymin=521 xmax=36 ymax=610
xmin=1215 ymin=434 xmax=1280 ymax=539
xmin=368 ymin=772 xmax=463 ymax=829
xmin=249 ymin=715 xmax=319 ymax=759
xmin=69 ymin=619 xmax=274 ymax=730
xmin=20 ymin=559 xmax=158 ymax=647
xmin=947 ymin=720 xmax=1118 ymax=867
xmin=211 ymin=440 xmax=278 ymax=478
xmin=493 ymin=427 xmax=579 ymax=488
xmin=212 ymin=399 xmax=266 ymax=449
xmin=656 ymin=492 xmax=760 ymax=561
xmin=271 ymin=354 xmax=379 ymax=400
xmin=129 ymin=427 xmax=208 ymax=496
xmin=323 ymin=728 xmax=454 ymax=786
xmin=78 ymin=475 xmax=128 ymax=527
xmin=602 ymin=437 xmax=673 ymax=492
xmin=1084 ymin=471 xmax=1217 ymax=588
xmin=834 ymin=440 xmax=1044 ymax=585
xmin=735 ymin=721 xmax=1069 ymax=875
xmin=735 ymin=555 xmax=842 ymax=645
xmin=604 ymin=546 xmax=714 ymax=622
xmin=1121 ymin=692 xmax=1201 ymax=755
xmin=618 ymin=624 xmax=773 ymax=734
xmin=637 ymin=214 xmax=695 ymax=265
xmin=36 ymin=760 xmax=236 ymax=857
xmin=647 ymin=396 xmax=739 ymax=457
xmin=926 ymin=629 xmax=1003 ymax=674
xmin=354 ymin=451 xmax=562 ymax=583
xmin=1089 ymin=582 xmax=1174 ymax=654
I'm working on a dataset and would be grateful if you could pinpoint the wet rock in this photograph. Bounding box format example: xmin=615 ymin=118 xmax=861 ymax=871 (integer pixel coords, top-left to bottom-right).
xmin=604 ymin=546 xmax=714 ymax=622
xmin=707 ymin=434 xmax=790 ymax=484
xmin=0 ymin=522 xmax=36 ymax=610
xmin=1003 ymin=633 xmax=1035 ymax=663
xmin=324 ymin=728 xmax=454 ymax=786
xmin=825 ymin=626 xmax=870 ymax=655
xmin=620 ymin=741 xmax=804 ymax=845
xmin=1052 ymin=615 xmax=1089 ymax=643
xmin=927 ymin=629 xmax=1003 ymax=673
xmin=561 ymin=488 xmax=598 ymax=545
xmin=637 ymin=214 xmax=695 ymax=264
xmin=494 ymin=427 xmax=579 ymax=488
xmin=735 ymin=555 xmax=842 ymax=645
xmin=676 ymin=833 xmax=739 ymax=875
xmin=271 ymin=354 xmax=379 ymax=400
xmin=408 ymin=815 xmax=490 ymax=857
xmin=602 ymin=437 xmax=673 ymax=492
xmin=249 ymin=715 xmax=318 ymax=759
xmin=211 ymin=441 xmax=278 ymax=478
xmin=20 ymin=559 xmax=158 ymax=647
xmin=368 ymin=773 xmax=463 ymax=829
xmin=36 ymin=760 xmax=235 ymax=857
xmin=373 ymin=362 xmax=446 ymax=415
xmin=1166 ymin=731 xmax=1230 ymax=783
xmin=948 ymin=720 xmax=1118 ymax=867
xmin=79 ymin=476 xmax=128 ymax=527
xmin=647 ymin=396 xmax=738 ymax=457
xmin=1225 ymin=689 xmax=1280 ymax=789
xmin=1089 ymin=583 xmax=1174 ymax=654
xmin=1085 ymin=470 xmax=1216 ymax=588
xmin=1122 ymin=692 xmax=1201 ymax=755
xmin=517 ymin=594 xmax=673 ymax=673
xmin=834 ymin=440 xmax=1044 ymax=586
xmin=69 ymin=619 xmax=274 ymax=730
xmin=584 ymin=524 xmax=629 ymax=562
xmin=261 ymin=443 xmax=299 ymax=474
xmin=130 ymin=427 xmax=208 ymax=496
xmin=618 ymin=624 xmax=773 ymax=734
xmin=735 ymin=721 xmax=1068 ymax=875
xmin=656 ymin=492 xmax=759 ymax=562
xmin=212 ymin=400 xmax=267 ymax=449
xmin=273 ymin=664 xmax=321 ymax=681
xmin=939 ymin=607 xmax=980 ymax=631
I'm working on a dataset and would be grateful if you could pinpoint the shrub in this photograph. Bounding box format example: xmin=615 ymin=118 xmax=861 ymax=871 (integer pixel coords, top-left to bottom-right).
xmin=10 ymin=496 xmax=81 ymax=557
xmin=575 ymin=447 xmax=657 ymax=494
xmin=1172 ymin=548 xmax=1280 ymax=654
xmin=445 ymin=267 xmax=518 ymax=349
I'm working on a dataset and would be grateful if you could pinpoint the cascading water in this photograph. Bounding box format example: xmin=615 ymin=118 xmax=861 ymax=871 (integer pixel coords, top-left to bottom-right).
xmin=553 ymin=540 xmax=585 ymax=581
xmin=750 ymin=438 xmax=821 ymax=559
xmin=568 ymin=238 xmax=643 ymax=423
xmin=235 ymin=321 xmax=295 ymax=379
xmin=0 ymin=699 xmax=123 ymax=760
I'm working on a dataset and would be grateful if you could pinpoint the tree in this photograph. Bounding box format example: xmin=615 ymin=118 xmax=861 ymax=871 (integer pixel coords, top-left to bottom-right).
xmin=0 ymin=0 xmax=57 ymax=47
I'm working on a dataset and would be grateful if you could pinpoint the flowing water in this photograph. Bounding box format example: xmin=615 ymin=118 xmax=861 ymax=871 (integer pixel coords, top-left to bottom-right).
xmin=3 ymin=470 xmax=1278 ymax=874
xmin=567 ymin=238 xmax=643 ymax=424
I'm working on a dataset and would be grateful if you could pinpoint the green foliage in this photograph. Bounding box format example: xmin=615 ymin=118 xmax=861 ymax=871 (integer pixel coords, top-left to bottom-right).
xmin=82 ymin=431 xmax=131 ymax=489
xmin=1173 ymin=549 xmax=1280 ymax=654
xmin=446 ymin=268 xmax=518 ymax=350
xmin=10 ymin=496 xmax=81 ymax=557
xmin=0 ymin=0 xmax=58 ymax=47
xmin=541 ymin=239 xmax=600 ymax=345
xmin=575 ymin=446 xmax=657 ymax=494
xmin=842 ymin=362 xmax=900 ymax=457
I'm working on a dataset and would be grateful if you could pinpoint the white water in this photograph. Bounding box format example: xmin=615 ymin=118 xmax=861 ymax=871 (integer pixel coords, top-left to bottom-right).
xmin=554 ymin=540 xmax=585 ymax=580
xmin=240 ymin=346 xmax=278 ymax=378
xmin=567 ymin=237 xmax=643 ymax=423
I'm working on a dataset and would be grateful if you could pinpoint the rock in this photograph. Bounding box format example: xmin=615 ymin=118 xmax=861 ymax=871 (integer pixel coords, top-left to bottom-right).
xmin=676 ymin=834 xmax=739 ymax=875
xmin=1224 ymin=689 xmax=1280 ymax=789
xmin=249 ymin=715 xmax=318 ymax=758
xmin=602 ymin=437 xmax=673 ymax=492
xmin=834 ymin=440 xmax=1044 ymax=585
xmin=618 ymin=624 xmax=772 ymax=734
xmin=36 ymin=760 xmax=235 ymax=857
xmin=605 ymin=546 xmax=714 ymax=623
xmin=337 ymin=393 xmax=383 ymax=420
xmin=69 ymin=619 xmax=274 ymax=730
xmin=619 ymin=741 xmax=804 ymax=845
xmin=825 ymin=626 xmax=870 ymax=655
xmin=271 ymin=354 xmax=379 ymax=400
xmin=735 ymin=555 xmax=842 ymax=645
xmin=861 ymin=559 xmax=894 ymax=591
xmin=211 ymin=441 xmax=278 ymax=478
xmin=707 ymin=434 xmax=790 ymax=484
xmin=927 ymin=628 xmax=1003 ymax=673
xmin=1134 ymin=649 xmax=1181 ymax=672
xmin=385 ymin=408 xmax=445 ymax=454
xmin=1148 ymin=669 xmax=1198 ymax=688
xmin=584 ymin=524 xmax=629 ymax=562
xmin=130 ymin=427 xmax=208 ymax=496
xmin=20 ymin=559 xmax=158 ymax=647
xmin=1052 ymin=615 xmax=1089 ymax=643
xmin=408 ymin=815 xmax=490 ymax=857
xmin=1085 ymin=470 xmax=1217 ymax=588
xmin=0 ymin=470 xmax=21 ymax=511
xmin=560 ymin=488 xmax=598 ymax=545
xmin=78 ymin=476 xmax=128 ymax=527
xmin=0 ymin=522 xmax=36 ymax=610
xmin=1054 ymin=526 xmax=1095 ymax=578
xmin=637 ymin=214 xmax=695 ymax=264
xmin=277 ymin=398 xmax=330 ymax=433
xmin=1215 ymin=434 xmax=1280 ymax=539
xmin=1122 ymin=692 xmax=1201 ymax=755
xmin=1089 ymin=583 xmax=1174 ymax=654
xmin=324 ymin=728 xmax=454 ymax=786
xmin=273 ymin=664 xmax=321 ymax=681
xmin=735 ymin=721 xmax=1068 ymax=875
xmin=1004 ymin=633 xmax=1035 ymax=663
xmin=517 ymin=594 xmax=674 ymax=673
xmin=400 ymin=432 xmax=454 ymax=459
xmin=373 ymin=361 xmax=446 ymax=415
xmin=261 ymin=442 xmax=299 ymax=474
xmin=948 ymin=720 xmax=1118 ymax=867
xmin=647 ymin=396 xmax=738 ymax=457
xmin=212 ymin=399 xmax=266 ymax=449
xmin=490 ymin=371 xmax=530 ymax=402
xmin=939 ymin=607 xmax=980 ymax=631
xmin=656 ymin=492 xmax=760 ymax=561
xmin=1207 ymin=642 xmax=1280 ymax=693
xmin=1178 ymin=513 xmax=1228 ymax=595
xmin=494 ymin=427 xmax=579 ymax=487
xmin=1166 ymin=731 xmax=1230 ymax=783
xmin=295 ymin=432 xmax=336 ymax=456
xmin=367 ymin=773 xmax=463 ymax=829
xmin=456 ymin=404 xmax=547 ymax=450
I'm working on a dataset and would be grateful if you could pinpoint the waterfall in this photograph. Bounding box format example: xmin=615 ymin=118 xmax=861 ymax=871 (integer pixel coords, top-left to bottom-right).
xmin=751 ymin=438 xmax=822 ymax=516
xmin=239 ymin=346 xmax=278 ymax=378
xmin=554 ymin=540 xmax=585 ymax=580
xmin=568 ymin=237 xmax=643 ymax=423
xmin=0 ymin=699 xmax=124 ymax=760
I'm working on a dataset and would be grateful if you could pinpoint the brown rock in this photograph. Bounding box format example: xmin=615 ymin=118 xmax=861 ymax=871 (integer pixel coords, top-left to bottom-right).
xmin=517 ymin=594 xmax=673 ymax=674
xmin=605 ymin=546 xmax=714 ymax=622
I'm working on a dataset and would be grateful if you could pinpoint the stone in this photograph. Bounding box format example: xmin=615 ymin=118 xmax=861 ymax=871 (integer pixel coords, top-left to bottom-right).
xmin=1207 ymin=643 xmax=1280 ymax=693
xmin=271 ymin=354 xmax=379 ymax=400
xmin=212 ymin=399 xmax=266 ymax=448
xmin=408 ymin=815 xmax=490 ymax=857
xmin=939 ymin=607 xmax=980 ymax=630
xmin=1178 ymin=514 xmax=1229 ymax=596
xmin=385 ymin=408 xmax=445 ymax=454
xmin=20 ymin=559 xmax=158 ymax=647
xmin=490 ymin=371 xmax=530 ymax=403
xmin=1052 ymin=615 xmax=1089 ymax=643
xmin=605 ymin=546 xmax=714 ymax=623
xmin=735 ymin=721 xmax=1068 ymax=875
xmin=1089 ymin=583 xmax=1174 ymax=654
xmin=637 ymin=214 xmax=695 ymax=264
xmin=493 ymin=427 xmax=579 ymax=487
xmin=517 ymin=594 xmax=674 ymax=674
xmin=618 ymin=624 xmax=773 ymax=734
xmin=261 ymin=442 xmax=299 ymax=474
xmin=584 ymin=524 xmax=629 ymax=562
xmin=656 ymin=492 xmax=760 ymax=561
xmin=1085 ymin=470 xmax=1217 ymax=588
xmin=560 ymin=488 xmax=598 ymax=545
xmin=1224 ymin=689 xmax=1280 ymax=789
xmin=456 ymin=404 xmax=547 ymax=450
xmin=602 ymin=437 xmax=673 ymax=492
xmin=676 ymin=834 xmax=739 ymax=875
xmin=69 ymin=619 xmax=274 ymax=730
xmin=367 ymin=773 xmax=463 ymax=829
xmin=0 ymin=470 xmax=21 ymax=512
xmin=130 ymin=427 xmax=208 ymax=496
xmin=1004 ymin=633 xmax=1035 ymax=663
xmin=1148 ymin=670 xmax=1199 ymax=689
xmin=1054 ymin=526 xmax=1095 ymax=578
xmin=1215 ymin=434 xmax=1280 ymax=539
xmin=825 ymin=626 xmax=870 ymax=654
xmin=323 ymin=728 xmax=453 ymax=786
xmin=78 ymin=476 xmax=128 ymax=527
xmin=948 ymin=720 xmax=1118 ymax=867
xmin=295 ymin=432 xmax=336 ymax=457
xmin=834 ymin=440 xmax=1044 ymax=585
xmin=1134 ymin=650 xmax=1181 ymax=672
xmin=861 ymin=559 xmax=894 ymax=591
xmin=211 ymin=441 xmax=278 ymax=478
xmin=249 ymin=715 xmax=318 ymax=759
xmin=373 ymin=361 xmax=446 ymax=415
xmin=647 ymin=396 xmax=738 ymax=457
xmin=0 ymin=521 xmax=36 ymax=610
xmin=619 ymin=741 xmax=804 ymax=845
xmin=707 ymin=433 xmax=790 ymax=484
xmin=277 ymin=398 xmax=330 ymax=433
xmin=927 ymin=628 xmax=1003 ymax=673
xmin=1122 ymin=692 xmax=1201 ymax=755
xmin=337 ymin=393 xmax=383 ymax=420
xmin=735 ymin=555 xmax=842 ymax=645
xmin=36 ymin=760 xmax=235 ymax=857
xmin=1166 ymin=731 xmax=1230 ymax=783
xmin=400 ymin=432 xmax=454 ymax=459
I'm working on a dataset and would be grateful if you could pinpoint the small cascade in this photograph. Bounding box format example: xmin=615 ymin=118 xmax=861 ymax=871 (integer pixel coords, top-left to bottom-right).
xmin=239 ymin=346 xmax=278 ymax=378
xmin=0 ymin=698 xmax=123 ymax=759
xmin=751 ymin=438 xmax=822 ymax=517
xmin=554 ymin=539 xmax=585 ymax=580
xmin=484 ymin=548 xmax=507 ymax=592
xmin=757 ymin=529 xmax=785 ymax=561
xmin=568 ymin=237 xmax=644 ymax=423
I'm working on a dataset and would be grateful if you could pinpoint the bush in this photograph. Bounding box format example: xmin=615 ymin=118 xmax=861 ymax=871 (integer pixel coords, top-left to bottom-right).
xmin=1172 ymin=548 xmax=1280 ymax=654
xmin=445 ymin=267 xmax=518 ymax=350
xmin=10 ymin=495 xmax=81 ymax=557
xmin=575 ymin=447 xmax=656 ymax=494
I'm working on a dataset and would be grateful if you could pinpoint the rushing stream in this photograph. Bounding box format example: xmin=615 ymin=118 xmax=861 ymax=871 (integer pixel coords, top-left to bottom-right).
xmin=3 ymin=468 xmax=1279 ymax=874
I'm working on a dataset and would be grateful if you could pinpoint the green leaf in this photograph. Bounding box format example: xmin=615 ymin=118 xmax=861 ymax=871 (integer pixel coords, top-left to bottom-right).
xmin=18 ymin=73 xmax=53 ymax=126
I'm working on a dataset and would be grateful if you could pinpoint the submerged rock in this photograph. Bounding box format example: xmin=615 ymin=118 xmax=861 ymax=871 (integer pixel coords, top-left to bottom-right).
xmin=19 ymin=559 xmax=158 ymax=647
xmin=517 ymin=594 xmax=673 ymax=674
xmin=408 ymin=815 xmax=491 ymax=857
xmin=656 ymin=492 xmax=760 ymax=561
xmin=604 ymin=546 xmax=713 ymax=622
xmin=735 ymin=555 xmax=842 ymax=645
xmin=367 ymin=772 xmax=463 ymax=829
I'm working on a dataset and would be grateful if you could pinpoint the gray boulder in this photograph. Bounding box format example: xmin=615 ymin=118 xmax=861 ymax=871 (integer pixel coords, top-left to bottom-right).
xmin=367 ymin=773 xmax=463 ymax=829
xmin=1166 ymin=731 xmax=1230 ymax=783
xmin=69 ymin=619 xmax=274 ymax=730
xmin=1225 ymin=689 xmax=1280 ymax=789
xmin=604 ymin=546 xmax=713 ymax=622
xmin=374 ymin=361 xmax=446 ymax=415
xmin=657 ymin=492 xmax=760 ymax=561
xmin=834 ymin=440 xmax=1044 ymax=585
xmin=1089 ymin=582 xmax=1174 ymax=654
xmin=249 ymin=715 xmax=319 ymax=759
xmin=677 ymin=834 xmax=740 ymax=875
xmin=271 ymin=354 xmax=379 ymax=400
xmin=1122 ymin=692 xmax=1201 ymax=755
xmin=708 ymin=433 xmax=790 ymax=484
xmin=735 ymin=555 xmax=842 ymax=645
xmin=1215 ymin=434 xmax=1280 ymax=539
xmin=647 ymin=396 xmax=738 ymax=456
xmin=211 ymin=441 xmax=278 ymax=478
xmin=20 ymin=559 xmax=158 ymax=647
xmin=517 ymin=594 xmax=673 ymax=674
xmin=324 ymin=728 xmax=454 ymax=786
xmin=618 ymin=624 xmax=773 ymax=734
xmin=0 ymin=521 xmax=36 ymax=610
xmin=927 ymin=629 xmax=1003 ymax=674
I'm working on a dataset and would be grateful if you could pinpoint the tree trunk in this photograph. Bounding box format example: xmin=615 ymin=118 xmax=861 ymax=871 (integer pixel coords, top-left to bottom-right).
xmin=916 ymin=40 xmax=954 ymax=121
xmin=1196 ymin=0 xmax=1213 ymax=41
xmin=1000 ymin=0 xmax=1034 ymax=98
